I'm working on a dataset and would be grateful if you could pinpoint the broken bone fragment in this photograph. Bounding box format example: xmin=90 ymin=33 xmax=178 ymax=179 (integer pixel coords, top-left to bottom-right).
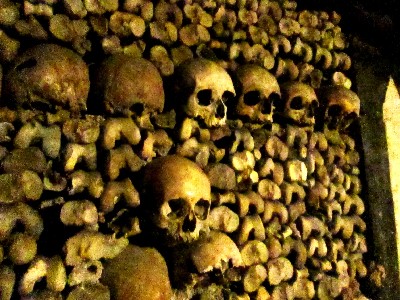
xmin=100 ymin=178 xmax=140 ymax=213
xmin=19 ymin=255 xmax=66 ymax=296
xmin=69 ymin=170 xmax=104 ymax=198
xmin=102 ymin=117 xmax=141 ymax=150
xmin=64 ymin=230 xmax=128 ymax=266
xmin=243 ymin=264 xmax=268 ymax=293
xmin=68 ymin=260 xmax=103 ymax=286
xmin=60 ymin=200 xmax=98 ymax=227
xmin=14 ymin=121 xmax=61 ymax=158
xmin=0 ymin=170 xmax=43 ymax=203
xmin=240 ymin=240 xmax=269 ymax=267
xmin=237 ymin=214 xmax=266 ymax=245
xmin=64 ymin=143 xmax=97 ymax=172
xmin=236 ymin=190 xmax=265 ymax=217
xmin=209 ymin=205 xmax=240 ymax=233
xmin=189 ymin=230 xmax=243 ymax=273
xmin=267 ymin=257 xmax=294 ymax=285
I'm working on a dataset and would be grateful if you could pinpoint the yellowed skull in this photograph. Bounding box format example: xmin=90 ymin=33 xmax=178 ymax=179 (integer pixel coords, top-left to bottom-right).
xmin=318 ymin=85 xmax=360 ymax=132
xmin=234 ymin=64 xmax=281 ymax=124
xmin=174 ymin=58 xmax=235 ymax=128
xmin=4 ymin=44 xmax=89 ymax=113
xmin=281 ymin=82 xmax=319 ymax=126
xmin=142 ymin=155 xmax=211 ymax=245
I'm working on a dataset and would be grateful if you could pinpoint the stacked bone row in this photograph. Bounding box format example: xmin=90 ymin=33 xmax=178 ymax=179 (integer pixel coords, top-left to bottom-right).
xmin=0 ymin=0 xmax=372 ymax=300
xmin=1 ymin=0 xmax=351 ymax=87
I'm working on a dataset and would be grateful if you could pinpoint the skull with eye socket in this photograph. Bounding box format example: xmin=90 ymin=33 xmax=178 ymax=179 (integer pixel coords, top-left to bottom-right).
xmin=174 ymin=58 xmax=235 ymax=128
xmin=233 ymin=64 xmax=281 ymax=125
xmin=141 ymin=155 xmax=211 ymax=246
xmin=279 ymin=82 xmax=319 ymax=127
xmin=92 ymin=54 xmax=164 ymax=117
xmin=317 ymin=85 xmax=360 ymax=132
xmin=4 ymin=44 xmax=89 ymax=114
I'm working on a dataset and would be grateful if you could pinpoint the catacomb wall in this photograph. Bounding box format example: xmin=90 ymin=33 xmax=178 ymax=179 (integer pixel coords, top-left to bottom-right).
xmin=0 ymin=0 xmax=399 ymax=299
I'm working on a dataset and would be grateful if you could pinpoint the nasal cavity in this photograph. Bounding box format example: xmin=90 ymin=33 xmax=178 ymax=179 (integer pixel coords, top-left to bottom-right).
xmin=261 ymin=98 xmax=272 ymax=114
xmin=216 ymin=101 xmax=226 ymax=118
xmin=182 ymin=215 xmax=196 ymax=232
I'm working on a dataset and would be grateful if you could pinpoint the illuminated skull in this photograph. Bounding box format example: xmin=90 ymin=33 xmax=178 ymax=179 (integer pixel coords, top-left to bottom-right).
xmin=234 ymin=64 xmax=281 ymax=125
xmin=4 ymin=44 xmax=89 ymax=113
xmin=317 ymin=85 xmax=360 ymax=132
xmin=280 ymin=81 xmax=319 ymax=126
xmin=92 ymin=54 xmax=164 ymax=116
xmin=142 ymin=155 xmax=211 ymax=245
xmin=174 ymin=58 xmax=235 ymax=128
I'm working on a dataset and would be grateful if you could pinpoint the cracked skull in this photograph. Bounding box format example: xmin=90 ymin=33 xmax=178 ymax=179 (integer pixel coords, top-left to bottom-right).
xmin=4 ymin=44 xmax=89 ymax=113
xmin=174 ymin=58 xmax=235 ymax=127
xmin=92 ymin=54 xmax=164 ymax=116
xmin=318 ymin=85 xmax=360 ymax=132
xmin=142 ymin=155 xmax=211 ymax=245
xmin=280 ymin=82 xmax=319 ymax=126
xmin=234 ymin=64 xmax=281 ymax=124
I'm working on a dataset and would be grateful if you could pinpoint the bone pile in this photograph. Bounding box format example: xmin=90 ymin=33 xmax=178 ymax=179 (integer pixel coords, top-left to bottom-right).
xmin=0 ymin=0 xmax=379 ymax=299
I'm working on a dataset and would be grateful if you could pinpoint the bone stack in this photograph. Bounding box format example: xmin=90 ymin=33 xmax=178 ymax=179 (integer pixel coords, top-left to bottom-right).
xmin=0 ymin=0 xmax=379 ymax=299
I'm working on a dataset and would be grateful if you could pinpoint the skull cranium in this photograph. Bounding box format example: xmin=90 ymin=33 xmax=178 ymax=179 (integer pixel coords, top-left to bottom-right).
xmin=233 ymin=64 xmax=281 ymax=125
xmin=317 ymin=85 xmax=360 ymax=132
xmin=142 ymin=155 xmax=211 ymax=245
xmin=174 ymin=58 xmax=235 ymax=128
xmin=280 ymin=81 xmax=319 ymax=127
xmin=4 ymin=44 xmax=89 ymax=113
xmin=92 ymin=54 xmax=164 ymax=116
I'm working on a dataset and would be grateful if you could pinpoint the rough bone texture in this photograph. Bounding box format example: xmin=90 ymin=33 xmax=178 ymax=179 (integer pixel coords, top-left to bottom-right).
xmin=0 ymin=0 xmax=373 ymax=299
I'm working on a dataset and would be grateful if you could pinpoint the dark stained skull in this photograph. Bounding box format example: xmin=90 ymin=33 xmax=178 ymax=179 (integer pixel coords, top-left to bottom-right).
xmin=4 ymin=44 xmax=90 ymax=113
xmin=280 ymin=81 xmax=319 ymax=127
xmin=317 ymin=85 xmax=361 ymax=132
xmin=92 ymin=54 xmax=164 ymax=117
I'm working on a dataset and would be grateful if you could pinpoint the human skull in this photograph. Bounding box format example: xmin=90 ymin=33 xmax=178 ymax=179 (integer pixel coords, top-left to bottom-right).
xmin=4 ymin=44 xmax=89 ymax=113
xmin=234 ymin=64 xmax=281 ymax=124
xmin=317 ymin=85 xmax=360 ymax=132
xmin=142 ymin=155 xmax=211 ymax=245
xmin=280 ymin=82 xmax=319 ymax=126
xmin=92 ymin=54 xmax=164 ymax=116
xmin=101 ymin=245 xmax=172 ymax=300
xmin=174 ymin=58 xmax=235 ymax=128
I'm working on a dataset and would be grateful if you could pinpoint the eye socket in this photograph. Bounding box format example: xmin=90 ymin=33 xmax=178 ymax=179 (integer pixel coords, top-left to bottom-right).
xmin=15 ymin=58 xmax=38 ymax=71
xmin=261 ymin=97 xmax=272 ymax=114
xmin=327 ymin=104 xmax=342 ymax=117
xmin=197 ymin=89 xmax=213 ymax=106
xmin=269 ymin=92 xmax=281 ymax=105
xmin=243 ymin=90 xmax=262 ymax=106
xmin=131 ymin=103 xmax=145 ymax=115
xmin=289 ymin=96 xmax=303 ymax=110
xmin=342 ymin=112 xmax=358 ymax=128
xmin=194 ymin=199 xmax=210 ymax=220
xmin=308 ymin=100 xmax=319 ymax=116
xmin=222 ymin=91 xmax=235 ymax=105
xmin=311 ymin=100 xmax=319 ymax=110
xmin=167 ymin=199 xmax=189 ymax=219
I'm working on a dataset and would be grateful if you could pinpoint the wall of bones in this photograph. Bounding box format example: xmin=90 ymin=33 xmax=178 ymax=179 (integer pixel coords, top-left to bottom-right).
xmin=0 ymin=0 xmax=387 ymax=299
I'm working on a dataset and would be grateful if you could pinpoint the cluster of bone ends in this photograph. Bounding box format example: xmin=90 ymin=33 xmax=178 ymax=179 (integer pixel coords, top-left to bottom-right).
xmin=0 ymin=43 xmax=363 ymax=300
